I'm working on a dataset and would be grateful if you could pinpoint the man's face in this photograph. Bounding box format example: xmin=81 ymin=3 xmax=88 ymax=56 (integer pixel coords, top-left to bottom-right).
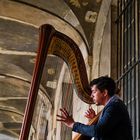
xmin=91 ymin=85 xmax=105 ymax=105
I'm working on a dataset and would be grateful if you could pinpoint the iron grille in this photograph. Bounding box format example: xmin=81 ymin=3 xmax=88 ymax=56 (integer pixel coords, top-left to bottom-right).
xmin=116 ymin=0 xmax=140 ymax=139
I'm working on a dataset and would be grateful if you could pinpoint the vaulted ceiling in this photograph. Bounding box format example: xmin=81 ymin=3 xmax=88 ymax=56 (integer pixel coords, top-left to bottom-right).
xmin=0 ymin=0 xmax=117 ymax=139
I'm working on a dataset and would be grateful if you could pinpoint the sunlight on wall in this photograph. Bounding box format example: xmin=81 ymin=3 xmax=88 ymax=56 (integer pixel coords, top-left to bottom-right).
xmin=0 ymin=134 xmax=18 ymax=140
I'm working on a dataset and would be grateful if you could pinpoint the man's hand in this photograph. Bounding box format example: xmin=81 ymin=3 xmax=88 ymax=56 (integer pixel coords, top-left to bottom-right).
xmin=84 ymin=107 xmax=96 ymax=120
xmin=57 ymin=108 xmax=75 ymax=128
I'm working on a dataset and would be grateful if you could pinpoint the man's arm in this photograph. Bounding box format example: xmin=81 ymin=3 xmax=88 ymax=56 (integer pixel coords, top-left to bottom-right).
xmin=73 ymin=103 xmax=122 ymax=137
xmin=57 ymin=104 xmax=122 ymax=138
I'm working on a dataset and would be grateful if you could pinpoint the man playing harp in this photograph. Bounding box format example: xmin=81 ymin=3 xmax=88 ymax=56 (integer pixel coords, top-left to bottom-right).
xmin=57 ymin=76 xmax=133 ymax=140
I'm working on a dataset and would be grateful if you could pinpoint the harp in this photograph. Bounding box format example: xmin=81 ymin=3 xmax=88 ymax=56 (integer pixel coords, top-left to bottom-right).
xmin=19 ymin=24 xmax=99 ymax=140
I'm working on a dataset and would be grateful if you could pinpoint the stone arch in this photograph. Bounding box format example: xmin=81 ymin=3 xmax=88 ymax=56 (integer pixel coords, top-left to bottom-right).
xmin=92 ymin=0 xmax=112 ymax=79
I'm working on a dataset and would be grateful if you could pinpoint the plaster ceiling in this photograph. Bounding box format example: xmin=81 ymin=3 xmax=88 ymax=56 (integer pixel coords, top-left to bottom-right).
xmin=0 ymin=0 xmax=117 ymax=139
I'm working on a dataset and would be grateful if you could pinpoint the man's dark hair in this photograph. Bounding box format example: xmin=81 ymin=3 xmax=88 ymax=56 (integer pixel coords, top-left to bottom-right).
xmin=90 ymin=76 xmax=116 ymax=97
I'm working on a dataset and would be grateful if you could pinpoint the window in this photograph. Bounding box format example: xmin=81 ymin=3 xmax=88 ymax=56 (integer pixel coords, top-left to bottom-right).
xmin=116 ymin=0 xmax=140 ymax=139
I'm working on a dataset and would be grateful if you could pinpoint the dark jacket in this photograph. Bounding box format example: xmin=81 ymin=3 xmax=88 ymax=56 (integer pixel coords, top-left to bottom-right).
xmin=72 ymin=95 xmax=133 ymax=140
